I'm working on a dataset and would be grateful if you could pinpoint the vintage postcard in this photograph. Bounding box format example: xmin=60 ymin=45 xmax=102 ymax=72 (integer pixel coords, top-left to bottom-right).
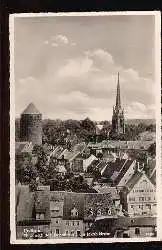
xmin=9 ymin=11 xmax=161 ymax=244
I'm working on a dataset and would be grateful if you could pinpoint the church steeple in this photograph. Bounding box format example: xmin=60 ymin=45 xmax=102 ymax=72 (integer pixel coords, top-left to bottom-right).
xmin=111 ymin=73 xmax=125 ymax=136
xmin=116 ymin=72 xmax=121 ymax=108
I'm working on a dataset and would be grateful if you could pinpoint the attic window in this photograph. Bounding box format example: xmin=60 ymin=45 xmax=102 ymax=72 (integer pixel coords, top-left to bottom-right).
xmin=36 ymin=213 xmax=45 ymax=220
xmin=71 ymin=207 xmax=78 ymax=217
xmin=52 ymin=206 xmax=60 ymax=212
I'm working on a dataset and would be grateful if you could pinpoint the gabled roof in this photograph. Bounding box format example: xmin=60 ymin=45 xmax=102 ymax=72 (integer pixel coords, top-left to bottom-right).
xmin=50 ymin=146 xmax=64 ymax=158
xmin=50 ymin=191 xmax=65 ymax=202
xmin=15 ymin=141 xmax=33 ymax=154
xmin=35 ymin=191 xmax=50 ymax=220
xmin=83 ymin=155 xmax=98 ymax=172
xmin=56 ymin=164 xmax=67 ymax=173
xmin=21 ymin=103 xmax=41 ymax=115
xmin=101 ymin=158 xmax=126 ymax=180
xmin=96 ymin=161 xmax=108 ymax=172
xmin=125 ymin=172 xmax=156 ymax=193
xmin=125 ymin=172 xmax=143 ymax=191
xmin=16 ymin=186 xmax=34 ymax=222
xmin=72 ymin=142 xmax=87 ymax=153
xmin=16 ymin=186 xmax=50 ymax=223
xmin=58 ymin=149 xmax=80 ymax=162
xmin=93 ymin=186 xmax=120 ymax=200
xmin=87 ymin=159 xmax=100 ymax=170
xmin=88 ymin=140 xmax=154 ymax=150
xmin=128 ymin=217 xmax=156 ymax=227
xmin=146 ymin=159 xmax=156 ymax=178
xmin=84 ymin=193 xmax=116 ymax=220
xmin=114 ymin=160 xmax=135 ymax=185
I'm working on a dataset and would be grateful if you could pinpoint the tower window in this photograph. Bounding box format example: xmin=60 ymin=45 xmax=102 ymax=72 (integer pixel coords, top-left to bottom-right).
xmin=135 ymin=228 xmax=140 ymax=235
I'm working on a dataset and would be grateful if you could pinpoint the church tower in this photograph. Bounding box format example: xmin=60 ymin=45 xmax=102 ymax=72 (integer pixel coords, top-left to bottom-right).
xmin=111 ymin=73 xmax=125 ymax=135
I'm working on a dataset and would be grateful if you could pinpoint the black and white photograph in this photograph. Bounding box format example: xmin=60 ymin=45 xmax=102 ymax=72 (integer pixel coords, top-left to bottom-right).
xmin=10 ymin=12 xmax=161 ymax=243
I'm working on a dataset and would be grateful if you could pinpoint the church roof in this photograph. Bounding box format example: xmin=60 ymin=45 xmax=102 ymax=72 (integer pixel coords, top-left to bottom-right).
xmin=22 ymin=103 xmax=41 ymax=115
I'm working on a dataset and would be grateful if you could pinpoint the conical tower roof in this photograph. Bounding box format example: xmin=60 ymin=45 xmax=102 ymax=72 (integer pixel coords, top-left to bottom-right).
xmin=22 ymin=103 xmax=41 ymax=115
xmin=115 ymin=72 xmax=121 ymax=108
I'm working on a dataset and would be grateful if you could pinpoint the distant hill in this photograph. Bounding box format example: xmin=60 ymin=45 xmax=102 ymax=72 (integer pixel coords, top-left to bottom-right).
xmin=125 ymin=119 xmax=156 ymax=126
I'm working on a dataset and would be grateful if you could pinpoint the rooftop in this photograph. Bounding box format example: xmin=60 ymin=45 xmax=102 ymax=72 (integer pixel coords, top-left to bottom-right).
xmin=21 ymin=103 xmax=41 ymax=115
xmin=88 ymin=140 xmax=154 ymax=150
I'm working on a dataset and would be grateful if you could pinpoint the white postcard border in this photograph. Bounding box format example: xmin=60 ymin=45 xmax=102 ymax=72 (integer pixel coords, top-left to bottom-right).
xmin=9 ymin=11 xmax=161 ymax=244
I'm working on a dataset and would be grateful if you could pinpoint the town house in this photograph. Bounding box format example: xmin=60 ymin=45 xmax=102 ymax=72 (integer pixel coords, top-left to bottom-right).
xmin=125 ymin=172 xmax=156 ymax=217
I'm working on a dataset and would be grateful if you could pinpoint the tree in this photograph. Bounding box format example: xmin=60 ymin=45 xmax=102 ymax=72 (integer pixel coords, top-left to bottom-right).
xmin=148 ymin=143 xmax=156 ymax=157
xmin=81 ymin=118 xmax=95 ymax=133
xmin=32 ymin=145 xmax=49 ymax=184
xmin=15 ymin=152 xmax=38 ymax=184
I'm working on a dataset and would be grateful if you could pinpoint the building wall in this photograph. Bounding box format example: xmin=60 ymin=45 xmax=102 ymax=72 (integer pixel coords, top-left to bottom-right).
xmin=49 ymin=200 xmax=64 ymax=237
xmin=62 ymin=220 xmax=84 ymax=237
xmin=128 ymin=226 xmax=155 ymax=238
xmin=127 ymin=174 xmax=156 ymax=217
xmin=50 ymin=218 xmax=64 ymax=238
xmin=20 ymin=114 xmax=42 ymax=145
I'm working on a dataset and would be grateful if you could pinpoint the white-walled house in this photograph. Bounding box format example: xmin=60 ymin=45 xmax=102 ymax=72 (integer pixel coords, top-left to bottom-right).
xmin=126 ymin=172 xmax=156 ymax=217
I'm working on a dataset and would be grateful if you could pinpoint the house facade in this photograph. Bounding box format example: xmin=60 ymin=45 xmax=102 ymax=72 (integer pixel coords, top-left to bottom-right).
xmin=62 ymin=193 xmax=84 ymax=237
xmin=49 ymin=192 xmax=65 ymax=238
xmin=126 ymin=173 xmax=156 ymax=217
xmin=16 ymin=186 xmax=51 ymax=239
xmin=127 ymin=217 xmax=156 ymax=237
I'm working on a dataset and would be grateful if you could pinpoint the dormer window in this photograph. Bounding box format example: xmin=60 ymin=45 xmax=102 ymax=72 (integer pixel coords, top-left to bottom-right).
xmin=71 ymin=207 xmax=78 ymax=218
xmin=36 ymin=212 xmax=45 ymax=220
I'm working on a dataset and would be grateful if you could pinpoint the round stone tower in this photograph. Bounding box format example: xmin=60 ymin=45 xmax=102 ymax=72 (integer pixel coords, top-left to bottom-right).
xmin=20 ymin=103 xmax=42 ymax=145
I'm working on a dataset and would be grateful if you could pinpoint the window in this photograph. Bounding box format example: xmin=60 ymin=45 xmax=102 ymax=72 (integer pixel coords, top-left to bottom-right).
xmin=36 ymin=213 xmax=45 ymax=220
xmin=71 ymin=207 xmax=78 ymax=218
xmin=72 ymin=221 xmax=75 ymax=226
xmin=129 ymin=197 xmax=135 ymax=201
xmin=139 ymin=197 xmax=145 ymax=201
xmin=65 ymin=231 xmax=69 ymax=236
xmin=135 ymin=228 xmax=140 ymax=235
xmin=77 ymin=231 xmax=81 ymax=237
xmin=56 ymin=219 xmax=59 ymax=224
xmin=66 ymin=221 xmax=69 ymax=226
xmin=77 ymin=221 xmax=79 ymax=226
xmin=71 ymin=231 xmax=75 ymax=237
xmin=146 ymin=204 xmax=151 ymax=209
xmin=56 ymin=229 xmax=60 ymax=235
xmin=131 ymin=205 xmax=134 ymax=208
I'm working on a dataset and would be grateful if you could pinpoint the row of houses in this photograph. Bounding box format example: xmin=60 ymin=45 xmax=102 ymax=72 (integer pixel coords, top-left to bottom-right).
xmin=16 ymin=168 xmax=157 ymax=240
xmin=88 ymin=140 xmax=155 ymax=155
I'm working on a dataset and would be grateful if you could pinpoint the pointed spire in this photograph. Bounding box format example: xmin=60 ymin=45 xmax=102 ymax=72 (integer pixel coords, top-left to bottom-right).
xmin=116 ymin=72 xmax=121 ymax=108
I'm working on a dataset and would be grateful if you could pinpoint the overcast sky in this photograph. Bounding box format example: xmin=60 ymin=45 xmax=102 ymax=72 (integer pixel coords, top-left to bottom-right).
xmin=14 ymin=14 xmax=156 ymax=121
